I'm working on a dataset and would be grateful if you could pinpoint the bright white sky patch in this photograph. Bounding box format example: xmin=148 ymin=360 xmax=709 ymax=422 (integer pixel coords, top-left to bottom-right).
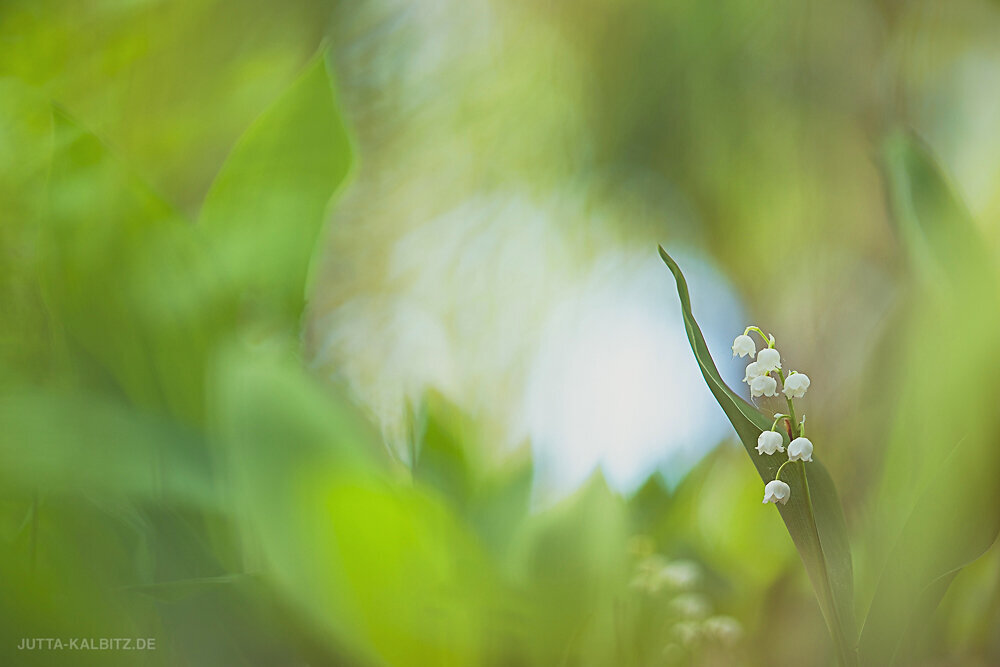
xmin=315 ymin=194 xmax=746 ymax=500
xmin=524 ymin=249 xmax=744 ymax=498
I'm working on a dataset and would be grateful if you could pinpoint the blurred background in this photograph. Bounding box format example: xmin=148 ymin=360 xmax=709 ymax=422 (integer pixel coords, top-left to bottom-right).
xmin=1 ymin=0 xmax=999 ymax=665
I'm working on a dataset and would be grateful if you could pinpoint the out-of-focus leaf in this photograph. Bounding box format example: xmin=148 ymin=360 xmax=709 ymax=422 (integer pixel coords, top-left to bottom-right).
xmin=509 ymin=472 xmax=629 ymax=666
xmin=0 ymin=389 xmax=216 ymax=508
xmin=413 ymin=391 xmax=476 ymax=508
xmin=411 ymin=392 xmax=533 ymax=558
xmin=882 ymin=129 xmax=993 ymax=290
xmin=126 ymin=573 xmax=256 ymax=603
xmin=34 ymin=50 xmax=352 ymax=422
xmin=860 ymin=435 xmax=997 ymax=666
xmin=467 ymin=450 xmax=533 ymax=559
xmin=210 ymin=345 xmax=492 ymax=666
xmin=198 ymin=51 xmax=352 ymax=324
xmin=39 ymin=110 xmax=228 ymax=424
xmin=0 ymin=78 xmax=52 ymax=202
xmin=659 ymin=246 xmax=858 ymax=666
xmin=628 ymin=472 xmax=672 ymax=537
xmin=0 ymin=499 xmax=166 ymax=667
xmin=647 ymin=445 xmax=792 ymax=589
xmin=0 ymin=79 xmax=55 ymax=384
xmin=858 ymin=130 xmax=1000 ymax=666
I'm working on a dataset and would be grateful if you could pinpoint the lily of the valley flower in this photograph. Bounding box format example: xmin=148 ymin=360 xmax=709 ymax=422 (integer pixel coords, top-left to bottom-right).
xmin=783 ymin=372 xmax=810 ymax=399
xmin=733 ymin=326 xmax=819 ymax=508
xmin=732 ymin=334 xmax=756 ymax=358
xmin=762 ymin=479 xmax=790 ymax=505
xmin=743 ymin=361 xmax=764 ymax=384
xmin=749 ymin=374 xmax=778 ymax=398
xmin=756 ymin=347 xmax=781 ymax=373
xmin=787 ymin=437 xmax=813 ymax=462
xmin=756 ymin=431 xmax=784 ymax=455
xmin=703 ymin=616 xmax=743 ymax=646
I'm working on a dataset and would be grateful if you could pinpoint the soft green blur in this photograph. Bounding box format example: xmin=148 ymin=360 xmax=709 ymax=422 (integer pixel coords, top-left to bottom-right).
xmin=2 ymin=1 xmax=1000 ymax=666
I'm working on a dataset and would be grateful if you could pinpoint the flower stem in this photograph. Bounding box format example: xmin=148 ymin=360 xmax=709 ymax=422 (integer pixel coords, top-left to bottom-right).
xmin=743 ymin=326 xmax=773 ymax=348
xmin=776 ymin=369 xmax=799 ymax=439
xmin=770 ymin=413 xmax=789 ymax=431
xmin=774 ymin=459 xmax=795 ymax=481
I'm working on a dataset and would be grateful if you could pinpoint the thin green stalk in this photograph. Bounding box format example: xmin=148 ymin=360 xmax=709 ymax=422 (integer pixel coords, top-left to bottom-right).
xmin=776 ymin=369 xmax=799 ymax=439
xmin=744 ymin=326 xmax=772 ymax=347
xmin=771 ymin=413 xmax=789 ymax=431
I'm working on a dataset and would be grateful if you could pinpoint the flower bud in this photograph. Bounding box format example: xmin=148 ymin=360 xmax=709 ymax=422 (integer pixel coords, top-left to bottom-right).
xmin=783 ymin=372 xmax=810 ymax=399
xmin=756 ymin=348 xmax=781 ymax=373
xmin=749 ymin=374 xmax=778 ymax=398
xmin=756 ymin=430 xmax=784 ymax=455
xmin=762 ymin=479 xmax=790 ymax=505
xmin=787 ymin=437 xmax=813 ymax=462
xmin=732 ymin=334 xmax=756 ymax=358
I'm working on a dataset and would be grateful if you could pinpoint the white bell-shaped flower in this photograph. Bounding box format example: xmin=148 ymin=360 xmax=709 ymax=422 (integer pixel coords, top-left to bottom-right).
xmin=756 ymin=431 xmax=784 ymax=455
xmin=703 ymin=616 xmax=743 ymax=646
xmin=762 ymin=479 xmax=790 ymax=505
xmin=783 ymin=372 xmax=810 ymax=399
xmin=749 ymin=374 xmax=778 ymax=398
xmin=787 ymin=437 xmax=813 ymax=462
xmin=732 ymin=334 xmax=756 ymax=358
xmin=756 ymin=348 xmax=781 ymax=373
xmin=743 ymin=361 xmax=764 ymax=384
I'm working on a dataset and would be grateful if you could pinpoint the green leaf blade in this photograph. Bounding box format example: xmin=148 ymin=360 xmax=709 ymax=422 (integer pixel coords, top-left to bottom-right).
xmin=859 ymin=434 xmax=1000 ymax=666
xmin=658 ymin=245 xmax=858 ymax=665
xmin=858 ymin=129 xmax=1000 ymax=666
xmin=198 ymin=50 xmax=353 ymax=323
xmin=37 ymin=110 xmax=226 ymax=425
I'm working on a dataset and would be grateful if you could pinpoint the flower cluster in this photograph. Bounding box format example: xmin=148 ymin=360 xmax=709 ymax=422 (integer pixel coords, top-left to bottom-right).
xmin=628 ymin=536 xmax=743 ymax=656
xmin=732 ymin=326 xmax=815 ymax=505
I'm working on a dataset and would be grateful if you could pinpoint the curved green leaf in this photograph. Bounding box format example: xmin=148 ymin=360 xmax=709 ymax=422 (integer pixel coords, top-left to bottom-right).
xmin=198 ymin=50 xmax=352 ymax=324
xmin=40 ymin=110 xmax=226 ymax=425
xmin=860 ymin=434 xmax=999 ymax=665
xmin=0 ymin=389 xmax=215 ymax=508
xmin=882 ymin=129 xmax=992 ymax=290
xmin=858 ymin=130 xmax=1000 ymax=665
xmin=659 ymin=245 xmax=858 ymax=666
xmin=210 ymin=346 xmax=492 ymax=666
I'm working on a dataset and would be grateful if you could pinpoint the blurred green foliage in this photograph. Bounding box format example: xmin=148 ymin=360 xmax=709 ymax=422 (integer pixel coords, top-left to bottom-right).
xmin=857 ymin=130 xmax=1000 ymax=666
xmin=2 ymin=1 xmax=1000 ymax=666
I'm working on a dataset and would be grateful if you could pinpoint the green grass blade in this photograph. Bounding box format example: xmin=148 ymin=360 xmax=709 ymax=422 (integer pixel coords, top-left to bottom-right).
xmin=659 ymin=245 xmax=858 ymax=665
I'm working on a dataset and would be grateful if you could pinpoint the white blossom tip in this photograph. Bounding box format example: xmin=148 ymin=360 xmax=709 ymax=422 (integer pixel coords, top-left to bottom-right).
xmin=783 ymin=372 xmax=810 ymax=399
xmin=763 ymin=479 xmax=791 ymax=505
xmin=749 ymin=374 xmax=778 ymax=398
xmin=732 ymin=334 xmax=756 ymax=358
xmin=743 ymin=361 xmax=764 ymax=384
xmin=756 ymin=348 xmax=781 ymax=373
xmin=756 ymin=431 xmax=785 ymax=455
xmin=787 ymin=437 xmax=814 ymax=462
